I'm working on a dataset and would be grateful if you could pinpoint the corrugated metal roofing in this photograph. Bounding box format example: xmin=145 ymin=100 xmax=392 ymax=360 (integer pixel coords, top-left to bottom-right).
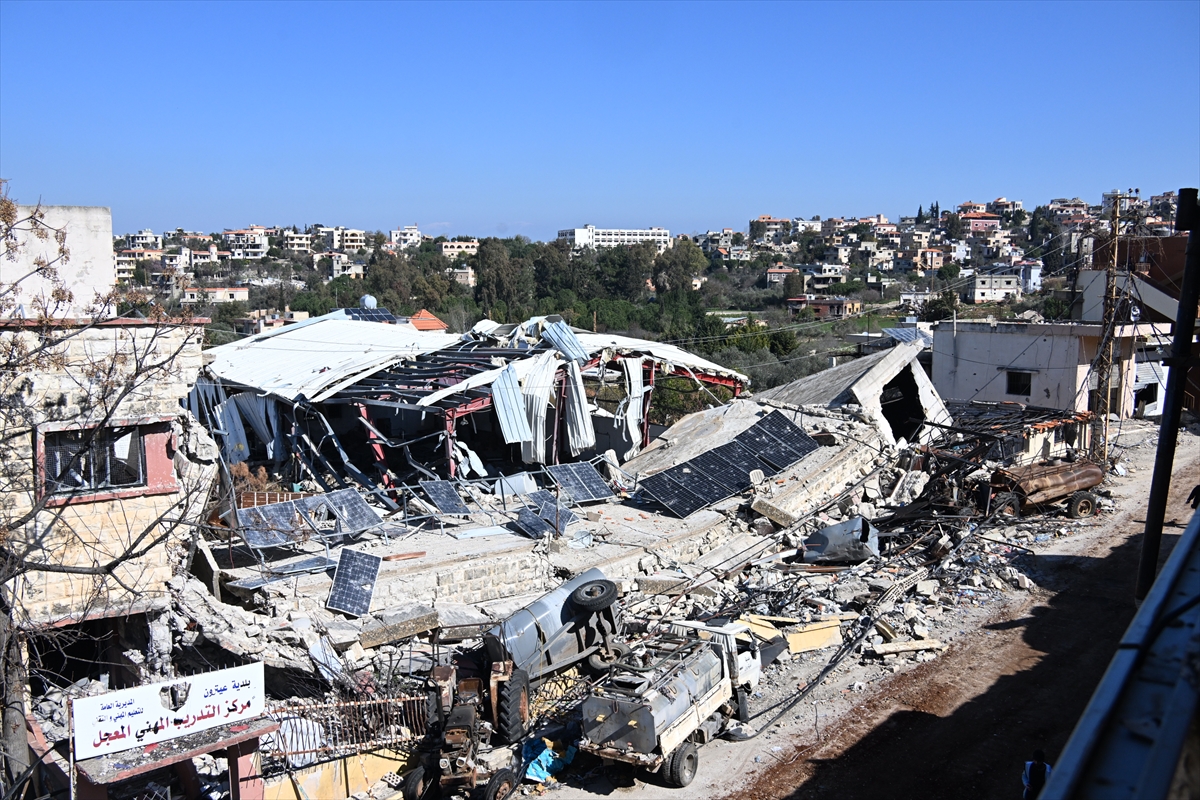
xmin=882 ymin=327 xmax=934 ymax=347
xmin=205 ymin=318 xmax=459 ymax=402
xmin=574 ymin=332 xmax=749 ymax=385
xmin=542 ymin=320 xmax=590 ymax=363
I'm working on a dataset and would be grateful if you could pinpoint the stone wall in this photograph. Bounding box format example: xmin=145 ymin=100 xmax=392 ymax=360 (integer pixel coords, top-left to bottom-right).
xmin=1 ymin=321 xmax=216 ymax=626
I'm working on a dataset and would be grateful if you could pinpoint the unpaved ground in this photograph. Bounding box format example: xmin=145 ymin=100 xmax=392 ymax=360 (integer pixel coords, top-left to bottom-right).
xmin=545 ymin=421 xmax=1199 ymax=800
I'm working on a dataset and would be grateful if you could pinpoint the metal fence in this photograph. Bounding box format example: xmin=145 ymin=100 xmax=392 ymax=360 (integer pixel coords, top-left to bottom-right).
xmin=261 ymin=695 xmax=428 ymax=774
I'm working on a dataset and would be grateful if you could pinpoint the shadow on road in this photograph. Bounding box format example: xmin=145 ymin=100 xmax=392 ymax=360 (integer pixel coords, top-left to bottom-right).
xmin=785 ymin=530 xmax=1180 ymax=800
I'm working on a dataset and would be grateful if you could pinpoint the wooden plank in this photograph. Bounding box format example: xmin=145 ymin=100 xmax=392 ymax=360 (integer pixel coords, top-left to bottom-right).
xmin=382 ymin=551 xmax=426 ymax=562
xmin=738 ymin=616 xmax=783 ymax=642
xmin=870 ymin=639 xmax=944 ymax=655
xmin=745 ymin=613 xmax=802 ymax=625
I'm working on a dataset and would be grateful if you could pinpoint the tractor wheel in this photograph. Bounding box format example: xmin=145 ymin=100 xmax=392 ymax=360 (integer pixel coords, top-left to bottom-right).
xmin=664 ymin=742 xmax=699 ymax=788
xmin=483 ymin=768 xmax=517 ymax=800
xmin=587 ymin=641 xmax=631 ymax=673
xmin=402 ymin=766 xmax=436 ymax=800
xmin=993 ymin=492 xmax=1021 ymax=519
xmin=570 ymin=579 xmax=619 ymax=612
xmin=1069 ymin=491 xmax=1097 ymax=519
xmin=496 ymin=668 xmax=531 ymax=744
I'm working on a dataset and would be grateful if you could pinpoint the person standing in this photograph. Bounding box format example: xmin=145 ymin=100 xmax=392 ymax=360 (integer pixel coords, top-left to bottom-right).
xmin=1023 ymin=749 xmax=1052 ymax=799
xmin=1188 ymin=484 xmax=1200 ymax=510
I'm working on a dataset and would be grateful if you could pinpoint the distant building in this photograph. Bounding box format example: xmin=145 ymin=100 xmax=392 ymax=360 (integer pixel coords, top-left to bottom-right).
xmin=281 ymin=230 xmax=312 ymax=253
xmin=786 ymin=296 xmax=862 ymax=319
xmin=390 ymin=225 xmax=423 ymax=249
xmin=750 ymin=215 xmax=791 ymax=241
xmin=222 ymin=226 xmax=270 ymax=260
xmin=766 ymin=266 xmax=799 ymax=285
xmin=957 ymin=201 xmax=987 ymax=215
xmin=967 ymin=271 xmax=1022 ymax=304
xmin=181 ymin=286 xmax=249 ymax=304
xmin=124 ymin=228 xmax=162 ymax=250
xmin=694 ymin=228 xmax=735 ymax=254
xmin=450 ymin=266 xmax=475 ymax=287
xmin=987 ymin=197 xmax=1024 ymax=215
xmin=115 ymin=249 xmax=163 ymax=282
xmin=318 ymin=227 xmax=367 ymax=252
xmin=235 ymin=307 xmax=310 ymax=337
xmin=556 ymin=225 xmax=672 ymax=253
xmin=440 ymin=240 xmax=479 ymax=261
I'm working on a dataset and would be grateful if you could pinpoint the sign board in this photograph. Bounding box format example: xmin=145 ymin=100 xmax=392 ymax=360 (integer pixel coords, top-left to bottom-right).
xmin=72 ymin=662 xmax=264 ymax=758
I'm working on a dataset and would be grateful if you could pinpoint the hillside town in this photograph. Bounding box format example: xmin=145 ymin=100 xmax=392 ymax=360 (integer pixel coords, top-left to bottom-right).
xmin=0 ymin=181 xmax=1197 ymax=800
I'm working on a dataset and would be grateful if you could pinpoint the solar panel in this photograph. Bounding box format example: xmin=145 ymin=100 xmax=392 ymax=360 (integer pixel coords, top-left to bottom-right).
xmin=752 ymin=411 xmax=820 ymax=462
xmin=312 ymin=488 xmax=382 ymax=534
xmin=688 ymin=448 xmax=752 ymax=493
xmin=640 ymin=472 xmax=710 ymax=518
xmin=420 ymin=480 xmax=471 ymax=516
xmin=545 ymin=463 xmax=614 ymax=503
xmin=528 ymin=490 xmax=578 ymax=528
xmin=660 ymin=462 xmax=733 ymax=505
xmin=712 ymin=441 xmax=776 ymax=480
xmin=735 ymin=422 xmax=804 ymax=471
xmin=513 ymin=508 xmax=556 ymax=539
xmin=237 ymin=489 xmax=380 ymax=549
xmin=339 ymin=307 xmax=398 ymax=323
xmin=227 ymin=556 xmax=338 ymax=591
xmin=326 ymin=548 xmax=381 ymax=617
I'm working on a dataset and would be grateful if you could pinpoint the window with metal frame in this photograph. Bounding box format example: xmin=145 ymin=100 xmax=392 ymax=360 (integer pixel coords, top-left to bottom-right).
xmin=43 ymin=426 xmax=147 ymax=496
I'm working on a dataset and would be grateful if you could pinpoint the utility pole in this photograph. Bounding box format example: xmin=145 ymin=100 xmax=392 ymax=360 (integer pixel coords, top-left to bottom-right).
xmin=1135 ymin=187 xmax=1199 ymax=600
xmin=1091 ymin=191 xmax=1129 ymax=463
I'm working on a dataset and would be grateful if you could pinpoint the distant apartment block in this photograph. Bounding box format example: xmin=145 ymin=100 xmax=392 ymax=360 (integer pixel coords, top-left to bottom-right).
xmin=987 ymin=197 xmax=1024 ymax=215
xmin=556 ymin=225 xmax=672 ymax=253
xmin=222 ymin=226 xmax=269 ymax=260
xmin=319 ymin=226 xmax=367 ymax=252
xmin=694 ymin=229 xmax=735 ymax=254
xmin=124 ymin=228 xmax=162 ymax=250
xmin=765 ymin=266 xmax=798 ymax=284
xmin=786 ymin=295 xmax=862 ymax=319
xmin=450 ymin=266 xmax=475 ymax=287
xmin=235 ymin=307 xmax=310 ymax=336
xmin=281 ymin=230 xmax=312 ymax=253
xmin=439 ymin=240 xmax=479 ymax=260
xmin=957 ymin=201 xmax=988 ymax=215
xmin=750 ymin=215 xmax=791 ymax=240
xmin=390 ymin=225 xmax=423 ymax=249
xmin=181 ymin=286 xmax=249 ymax=304
xmin=792 ymin=219 xmax=822 ymax=235
xmin=115 ymin=249 xmax=163 ymax=280
xmin=968 ymin=272 xmax=1023 ymax=304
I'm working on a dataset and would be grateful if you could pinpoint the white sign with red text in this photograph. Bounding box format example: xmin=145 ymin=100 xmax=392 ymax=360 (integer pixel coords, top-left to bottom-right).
xmin=71 ymin=662 xmax=264 ymax=758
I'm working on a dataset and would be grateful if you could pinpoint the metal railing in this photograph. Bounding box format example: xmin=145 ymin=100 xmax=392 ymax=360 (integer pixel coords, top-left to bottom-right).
xmin=261 ymin=694 xmax=428 ymax=774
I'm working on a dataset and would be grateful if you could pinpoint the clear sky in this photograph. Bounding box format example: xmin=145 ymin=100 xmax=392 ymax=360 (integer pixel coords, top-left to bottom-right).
xmin=1 ymin=1 xmax=1197 ymax=240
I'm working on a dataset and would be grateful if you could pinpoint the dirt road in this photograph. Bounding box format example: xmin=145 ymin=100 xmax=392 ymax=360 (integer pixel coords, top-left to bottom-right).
xmin=724 ymin=430 xmax=1200 ymax=800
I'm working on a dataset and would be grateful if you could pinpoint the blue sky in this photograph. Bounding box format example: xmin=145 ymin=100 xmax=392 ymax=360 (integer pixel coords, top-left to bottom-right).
xmin=1 ymin=1 xmax=1197 ymax=240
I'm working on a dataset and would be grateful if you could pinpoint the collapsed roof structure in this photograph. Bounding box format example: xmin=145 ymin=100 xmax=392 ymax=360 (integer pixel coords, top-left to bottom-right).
xmin=191 ymin=315 xmax=748 ymax=510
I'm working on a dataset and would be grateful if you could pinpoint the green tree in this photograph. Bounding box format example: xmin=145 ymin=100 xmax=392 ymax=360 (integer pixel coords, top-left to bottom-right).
xmin=749 ymin=220 xmax=767 ymax=241
xmin=731 ymin=232 xmax=745 ymax=246
xmin=921 ymin=289 xmax=959 ymax=322
xmin=653 ymin=238 xmax=707 ymax=293
xmin=916 ymin=205 xmax=926 ymax=224
xmin=943 ymin=213 xmax=964 ymax=239
xmin=782 ymin=270 xmax=806 ymax=298
xmin=937 ymin=262 xmax=961 ymax=281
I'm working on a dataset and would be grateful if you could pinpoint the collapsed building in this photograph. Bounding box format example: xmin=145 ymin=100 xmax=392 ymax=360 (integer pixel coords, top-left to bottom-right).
xmin=14 ymin=310 xmax=1130 ymax=800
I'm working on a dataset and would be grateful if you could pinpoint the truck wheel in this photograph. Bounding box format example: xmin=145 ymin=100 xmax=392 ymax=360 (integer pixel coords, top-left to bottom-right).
xmin=402 ymin=766 xmax=436 ymax=800
xmin=993 ymin=492 xmax=1020 ymax=519
xmin=497 ymin=668 xmax=531 ymax=744
xmin=483 ymin=768 xmax=516 ymax=800
xmin=571 ymin=579 xmax=619 ymax=612
xmin=1069 ymin=491 xmax=1097 ymax=519
xmin=587 ymin=641 xmax=631 ymax=673
xmin=665 ymin=742 xmax=699 ymax=788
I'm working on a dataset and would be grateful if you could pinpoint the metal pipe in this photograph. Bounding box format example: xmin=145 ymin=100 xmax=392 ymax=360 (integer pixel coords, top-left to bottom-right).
xmin=1135 ymin=187 xmax=1200 ymax=601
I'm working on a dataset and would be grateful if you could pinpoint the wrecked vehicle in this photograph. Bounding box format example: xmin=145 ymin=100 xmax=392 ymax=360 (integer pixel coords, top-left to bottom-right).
xmin=483 ymin=568 xmax=625 ymax=742
xmin=990 ymin=460 xmax=1105 ymax=519
xmin=577 ymin=621 xmax=761 ymax=788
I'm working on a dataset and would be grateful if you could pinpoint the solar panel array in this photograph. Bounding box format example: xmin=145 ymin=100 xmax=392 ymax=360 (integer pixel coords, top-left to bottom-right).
xmin=527 ymin=489 xmax=579 ymax=529
xmin=640 ymin=411 xmax=821 ymax=518
xmin=420 ymin=480 xmax=471 ymax=516
xmin=237 ymin=489 xmax=381 ymax=549
xmin=545 ymin=463 xmax=614 ymax=503
xmin=339 ymin=307 xmax=398 ymax=324
xmin=326 ymin=548 xmax=381 ymax=617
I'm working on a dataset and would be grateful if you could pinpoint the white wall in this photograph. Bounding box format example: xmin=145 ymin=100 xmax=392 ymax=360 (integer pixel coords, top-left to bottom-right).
xmin=2 ymin=205 xmax=115 ymax=317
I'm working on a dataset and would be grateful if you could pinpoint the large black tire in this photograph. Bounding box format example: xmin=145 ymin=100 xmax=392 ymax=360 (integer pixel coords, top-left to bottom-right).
xmin=483 ymin=768 xmax=517 ymax=800
xmin=1068 ymin=491 xmax=1097 ymax=519
xmin=402 ymin=766 xmax=436 ymax=800
xmin=992 ymin=492 xmax=1021 ymax=520
xmin=664 ymin=742 xmax=699 ymax=788
xmin=587 ymin=641 xmax=631 ymax=673
xmin=496 ymin=669 xmax=531 ymax=744
xmin=425 ymin=690 xmax=441 ymax=729
xmin=571 ymin=579 xmax=619 ymax=612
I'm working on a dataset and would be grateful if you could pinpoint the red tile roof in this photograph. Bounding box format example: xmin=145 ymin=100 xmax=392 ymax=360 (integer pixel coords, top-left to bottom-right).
xmin=410 ymin=309 xmax=449 ymax=331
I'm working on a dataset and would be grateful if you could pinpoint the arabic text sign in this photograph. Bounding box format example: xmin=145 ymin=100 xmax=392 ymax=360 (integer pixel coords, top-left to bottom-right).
xmin=72 ymin=663 xmax=264 ymax=758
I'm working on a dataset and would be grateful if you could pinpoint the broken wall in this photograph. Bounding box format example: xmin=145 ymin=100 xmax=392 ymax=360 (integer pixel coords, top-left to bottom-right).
xmin=1 ymin=322 xmax=218 ymax=625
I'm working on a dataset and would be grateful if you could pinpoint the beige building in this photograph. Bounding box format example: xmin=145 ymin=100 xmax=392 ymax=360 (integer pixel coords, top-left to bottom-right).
xmin=281 ymin=230 xmax=312 ymax=252
xmin=440 ymin=240 xmax=479 ymax=260
xmin=0 ymin=317 xmax=216 ymax=627
xmin=319 ymin=226 xmax=367 ymax=252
